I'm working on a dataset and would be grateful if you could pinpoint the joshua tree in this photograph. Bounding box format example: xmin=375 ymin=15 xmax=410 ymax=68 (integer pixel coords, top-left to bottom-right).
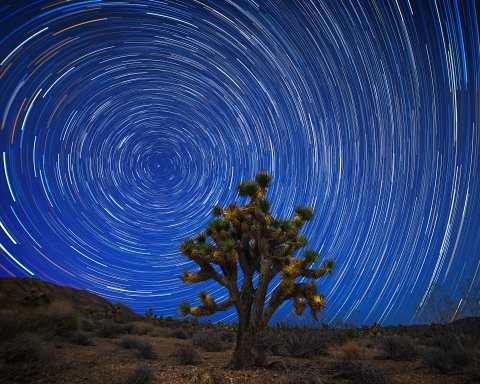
xmin=178 ymin=171 xmax=335 ymax=369
xmin=104 ymin=304 xmax=121 ymax=321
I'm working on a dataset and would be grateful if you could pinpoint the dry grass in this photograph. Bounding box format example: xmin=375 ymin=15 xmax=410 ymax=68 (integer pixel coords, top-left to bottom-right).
xmin=341 ymin=341 xmax=361 ymax=358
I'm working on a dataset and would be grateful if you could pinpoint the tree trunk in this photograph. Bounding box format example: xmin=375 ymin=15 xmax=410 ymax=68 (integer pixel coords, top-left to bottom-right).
xmin=229 ymin=327 xmax=256 ymax=369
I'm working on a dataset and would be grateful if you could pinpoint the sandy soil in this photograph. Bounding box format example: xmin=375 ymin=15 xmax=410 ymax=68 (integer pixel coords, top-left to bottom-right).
xmin=1 ymin=326 xmax=475 ymax=384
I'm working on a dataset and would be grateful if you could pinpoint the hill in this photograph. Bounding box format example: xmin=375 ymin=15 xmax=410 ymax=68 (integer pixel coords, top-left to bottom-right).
xmin=0 ymin=277 xmax=138 ymax=317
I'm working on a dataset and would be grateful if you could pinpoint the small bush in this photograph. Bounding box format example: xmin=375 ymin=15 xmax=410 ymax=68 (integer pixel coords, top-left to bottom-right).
xmin=119 ymin=336 xmax=141 ymax=349
xmin=136 ymin=340 xmax=158 ymax=360
xmin=423 ymin=345 xmax=477 ymax=373
xmin=190 ymin=369 xmax=222 ymax=384
xmin=449 ymin=347 xmax=471 ymax=371
xmin=2 ymin=333 xmax=45 ymax=364
xmin=125 ymin=364 xmax=154 ymax=384
xmin=71 ymin=332 xmax=92 ymax=346
xmin=97 ymin=321 xmax=124 ymax=338
xmin=281 ymin=327 xmax=331 ymax=358
xmin=423 ymin=335 xmax=457 ymax=351
xmin=336 ymin=359 xmax=387 ymax=384
xmin=193 ymin=331 xmax=224 ymax=352
xmin=162 ymin=327 xmax=188 ymax=339
xmin=422 ymin=347 xmax=449 ymax=373
xmin=378 ymin=335 xmax=417 ymax=361
xmin=133 ymin=324 xmax=153 ymax=336
xmin=464 ymin=359 xmax=480 ymax=382
xmin=42 ymin=300 xmax=78 ymax=336
xmin=172 ymin=344 xmax=197 ymax=365
xmin=220 ymin=331 xmax=236 ymax=343
xmin=342 ymin=341 xmax=361 ymax=358
xmin=81 ymin=318 xmax=96 ymax=332
xmin=255 ymin=333 xmax=282 ymax=355
xmin=121 ymin=322 xmax=135 ymax=334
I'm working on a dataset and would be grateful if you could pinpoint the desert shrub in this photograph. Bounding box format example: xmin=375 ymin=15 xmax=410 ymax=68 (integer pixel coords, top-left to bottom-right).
xmin=50 ymin=313 xmax=78 ymax=336
xmin=449 ymin=347 xmax=471 ymax=371
xmin=125 ymin=364 xmax=154 ymax=384
xmin=133 ymin=324 xmax=153 ymax=336
xmin=193 ymin=331 xmax=224 ymax=352
xmin=81 ymin=318 xmax=96 ymax=332
xmin=41 ymin=300 xmax=78 ymax=337
xmin=0 ymin=303 xmax=79 ymax=341
xmin=342 ymin=341 xmax=361 ymax=358
xmin=423 ymin=345 xmax=477 ymax=373
xmin=71 ymin=331 xmax=92 ymax=346
xmin=279 ymin=326 xmax=331 ymax=358
xmin=220 ymin=331 xmax=236 ymax=343
xmin=336 ymin=359 xmax=387 ymax=384
xmin=135 ymin=340 xmax=158 ymax=360
xmin=464 ymin=357 xmax=480 ymax=382
xmin=271 ymin=316 xmax=342 ymax=358
xmin=162 ymin=327 xmax=188 ymax=339
xmin=0 ymin=309 xmax=31 ymax=341
xmin=255 ymin=333 xmax=282 ymax=355
xmin=422 ymin=334 xmax=457 ymax=351
xmin=97 ymin=321 xmax=124 ymax=338
xmin=276 ymin=366 xmax=326 ymax=384
xmin=2 ymin=333 xmax=45 ymax=364
xmin=344 ymin=327 xmax=359 ymax=339
xmin=190 ymin=369 xmax=222 ymax=384
xmin=378 ymin=335 xmax=417 ymax=361
xmin=172 ymin=344 xmax=197 ymax=365
xmin=120 ymin=336 xmax=142 ymax=349
xmin=422 ymin=347 xmax=449 ymax=373
xmin=121 ymin=322 xmax=135 ymax=334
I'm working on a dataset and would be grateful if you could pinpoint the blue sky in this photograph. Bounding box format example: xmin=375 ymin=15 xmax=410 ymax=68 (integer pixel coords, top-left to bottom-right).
xmin=0 ymin=0 xmax=479 ymax=326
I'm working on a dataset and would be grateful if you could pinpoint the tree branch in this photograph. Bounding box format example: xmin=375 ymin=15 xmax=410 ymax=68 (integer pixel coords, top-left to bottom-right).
xmin=191 ymin=296 xmax=236 ymax=317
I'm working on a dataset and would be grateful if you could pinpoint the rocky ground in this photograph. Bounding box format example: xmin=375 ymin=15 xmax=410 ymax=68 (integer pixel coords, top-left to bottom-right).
xmin=0 ymin=319 xmax=477 ymax=384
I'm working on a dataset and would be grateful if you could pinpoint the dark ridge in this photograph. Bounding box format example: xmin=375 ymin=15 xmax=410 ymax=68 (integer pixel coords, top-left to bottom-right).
xmin=0 ymin=277 xmax=139 ymax=317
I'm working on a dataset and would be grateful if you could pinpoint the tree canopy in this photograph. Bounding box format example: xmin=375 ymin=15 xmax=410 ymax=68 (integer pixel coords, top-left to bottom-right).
xmin=178 ymin=171 xmax=335 ymax=368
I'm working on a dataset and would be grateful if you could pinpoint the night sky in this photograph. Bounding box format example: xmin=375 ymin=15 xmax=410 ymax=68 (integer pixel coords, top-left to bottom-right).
xmin=0 ymin=0 xmax=479 ymax=326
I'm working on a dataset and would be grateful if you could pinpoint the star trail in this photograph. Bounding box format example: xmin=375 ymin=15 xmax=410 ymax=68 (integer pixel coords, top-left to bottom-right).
xmin=0 ymin=0 xmax=479 ymax=326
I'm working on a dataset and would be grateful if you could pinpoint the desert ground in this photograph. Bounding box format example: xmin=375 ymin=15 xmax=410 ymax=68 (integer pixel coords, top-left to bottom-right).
xmin=1 ymin=278 xmax=478 ymax=384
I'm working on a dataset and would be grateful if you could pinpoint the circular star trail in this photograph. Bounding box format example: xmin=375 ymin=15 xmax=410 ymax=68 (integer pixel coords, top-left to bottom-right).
xmin=0 ymin=0 xmax=479 ymax=325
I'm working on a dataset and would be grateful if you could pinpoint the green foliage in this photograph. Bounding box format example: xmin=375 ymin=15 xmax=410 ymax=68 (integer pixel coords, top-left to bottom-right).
xmin=199 ymin=242 xmax=215 ymax=257
xmin=295 ymin=206 xmax=314 ymax=221
xmin=294 ymin=236 xmax=309 ymax=247
xmin=198 ymin=290 xmax=208 ymax=302
xmin=221 ymin=238 xmax=236 ymax=252
xmin=255 ymin=171 xmax=272 ymax=188
xmin=178 ymin=301 xmax=191 ymax=318
xmin=212 ymin=205 xmax=223 ymax=216
xmin=293 ymin=218 xmax=306 ymax=228
xmin=208 ymin=218 xmax=229 ymax=233
xmin=236 ymin=180 xmax=259 ymax=197
xmin=258 ymin=198 xmax=270 ymax=213
xmin=180 ymin=239 xmax=195 ymax=256
xmin=279 ymin=219 xmax=293 ymax=232
xmin=323 ymin=258 xmax=336 ymax=273
xmin=304 ymin=250 xmax=319 ymax=264
xmin=196 ymin=232 xmax=207 ymax=243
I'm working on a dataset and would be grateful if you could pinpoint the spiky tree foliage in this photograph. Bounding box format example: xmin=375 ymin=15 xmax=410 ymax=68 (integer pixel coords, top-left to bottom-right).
xmin=178 ymin=171 xmax=335 ymax=369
